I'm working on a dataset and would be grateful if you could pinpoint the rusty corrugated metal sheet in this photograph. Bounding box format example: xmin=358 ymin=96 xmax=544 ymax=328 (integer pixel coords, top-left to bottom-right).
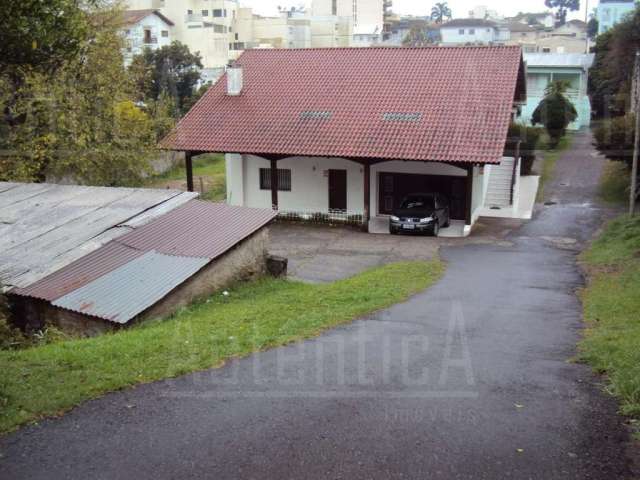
xmin=13 ymin=242 xmax=145 ymax=301
xmin=115 ymin=200 xmax=277 ymax=259
xmin=12 ymin=200 xmax=276 ymax=325
xmin=52 ymin=251 xmax=209 ymax=323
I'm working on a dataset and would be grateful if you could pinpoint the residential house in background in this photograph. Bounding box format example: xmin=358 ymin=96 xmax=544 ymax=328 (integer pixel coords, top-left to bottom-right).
xmin=506 ymin=22 xmax=539 ymax=52
xmin=121 ymin=9 xmax=174 ymax=65
xmin=509 ymin=11 xmax=556 ymax=29
xmin=125 ymin=0 xmax=240 ymax=82
xmin=468 ymin=5 xmax=503 ymax=21
xmin=439 ymin=19 xmax=509 ymax=45
xmin=520 ymin=53 xmax=594 ymax=130
xmin=506 ymin=18 xmax=588 ymax=53
xmin=597 ymin=0 xmax=636 ymax=33
xmin=162 ymin=46 xmax=528 ymax=237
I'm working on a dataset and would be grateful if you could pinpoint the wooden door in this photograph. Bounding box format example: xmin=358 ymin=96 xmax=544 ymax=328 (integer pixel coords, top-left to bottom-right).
xmin=328 ymin=169 xmax=347 ymax=212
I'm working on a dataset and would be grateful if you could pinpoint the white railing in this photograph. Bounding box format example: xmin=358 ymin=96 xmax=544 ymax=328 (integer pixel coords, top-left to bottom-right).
xmin=275 ymin=209 xmax=364 ymax=226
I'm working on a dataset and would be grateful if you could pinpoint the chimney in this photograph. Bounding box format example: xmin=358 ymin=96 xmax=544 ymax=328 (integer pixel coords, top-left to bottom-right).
xmin=226 ymin=64 xmax=243 ymax=96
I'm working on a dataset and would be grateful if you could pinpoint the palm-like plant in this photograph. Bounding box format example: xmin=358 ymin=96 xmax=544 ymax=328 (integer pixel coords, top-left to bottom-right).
xmin=532 ymin=80 xmax=577 ymax=146
xmin=431 ymin=2 xmax=452 ymax=24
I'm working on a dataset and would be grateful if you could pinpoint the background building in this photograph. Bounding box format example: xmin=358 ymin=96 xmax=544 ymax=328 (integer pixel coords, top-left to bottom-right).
xmin=125 ymin=0 xmax=239 ymax=81
xmin=597 ymin=0 xmax=636 ymax=33
xmin=121 ymin=9 xmax=174 ymax=65
xmin=520 ymin=53 xmax=594 ymax=130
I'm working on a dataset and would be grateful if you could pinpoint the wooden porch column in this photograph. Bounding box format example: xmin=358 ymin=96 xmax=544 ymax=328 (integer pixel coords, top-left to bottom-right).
xmin=270 ymin=158 xmax=278 ymax=210
xmin=363 ymin=162 xmax=371 ymax=231
xmin=465 ymin=164 xmax=474 ymax=226
xmin=185 ymin=151 xmax=194 ymax=192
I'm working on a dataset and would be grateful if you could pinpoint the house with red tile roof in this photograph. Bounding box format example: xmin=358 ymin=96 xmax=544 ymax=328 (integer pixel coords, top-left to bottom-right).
xmin=162 ymin=46 xmax=527 ymax=236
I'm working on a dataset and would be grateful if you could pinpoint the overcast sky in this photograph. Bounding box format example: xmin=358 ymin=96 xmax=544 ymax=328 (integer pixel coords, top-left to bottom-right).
xmin=239 ymin=0 xmax=592 ymax=21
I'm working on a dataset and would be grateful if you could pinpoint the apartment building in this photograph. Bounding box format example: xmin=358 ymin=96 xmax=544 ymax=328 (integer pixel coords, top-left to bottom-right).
xmin=125 ymin=0 xmax=239 ymax=81
xmin=311 ymin=0 xmax=384 ymax=45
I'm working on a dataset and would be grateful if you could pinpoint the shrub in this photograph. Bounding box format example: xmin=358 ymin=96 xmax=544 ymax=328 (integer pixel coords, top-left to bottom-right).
xmin=508 ymin=123 xmax=543 ymax=175
xmin=0 ymin=296 xmax=26 ymax=350
xmin=593 ymin=113 xmax=635 ymax=168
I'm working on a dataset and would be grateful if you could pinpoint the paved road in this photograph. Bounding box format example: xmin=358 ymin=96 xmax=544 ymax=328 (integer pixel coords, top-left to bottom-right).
xmin=0 ymin=130 xmax=635 ymax=479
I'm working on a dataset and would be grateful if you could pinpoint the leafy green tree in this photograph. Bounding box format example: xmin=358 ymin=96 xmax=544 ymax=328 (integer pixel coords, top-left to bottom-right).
xmin=589 ymin=5 xmax=640 ymax=117
xmin=430 ymin=2 xmax=452 ymax=24
xmin=1 ymin=0 xmax=106 ymax=127
xmin=402 ymin=21 xmax=440 ymax=46
xmin=129 ymin=42 xmax=203 ymax=116
xmin=544 ymin=0 xmax=580 ymax=26
xmin=531 ymin=81 xmax=578 ymax=146
xmin=0 ymin=8 xmax=155 ymax=186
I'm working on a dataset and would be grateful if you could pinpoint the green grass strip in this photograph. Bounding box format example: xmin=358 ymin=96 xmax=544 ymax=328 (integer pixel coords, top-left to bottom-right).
xmin=579 ymin=215 xmax=640 ymax=417
xmin=0 ymin=260 xmax=444 ymax=434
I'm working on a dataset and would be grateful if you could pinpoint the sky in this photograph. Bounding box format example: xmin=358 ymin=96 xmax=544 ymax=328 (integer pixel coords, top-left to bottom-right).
xmin=239 ymin=0 xmax=592 ymax=22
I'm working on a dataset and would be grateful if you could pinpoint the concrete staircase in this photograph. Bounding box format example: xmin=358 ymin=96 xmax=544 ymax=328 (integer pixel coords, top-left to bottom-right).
xmin=485 ymin=158 xmax=515 ymax=208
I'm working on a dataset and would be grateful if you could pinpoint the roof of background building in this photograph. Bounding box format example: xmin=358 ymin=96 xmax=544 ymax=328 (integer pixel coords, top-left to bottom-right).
xmin=122 ymin=9 xmax=175 ymax=27
xmin=524 ymin=53 xmax=595 ymax=69
xmin=0 ymin=182 xmax=197 ymax=292
xmin=440 ymin=18 xmax=498 ymax=28
xmin=507 ymin=22 xmax=538 ymax=32
xmin=13 ymin=201 xmax=277 ymax=324
xmin=163 ymin=46 xmax=526 ymax=165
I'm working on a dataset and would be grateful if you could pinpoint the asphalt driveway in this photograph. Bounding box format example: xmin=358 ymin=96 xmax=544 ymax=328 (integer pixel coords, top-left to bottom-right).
xmin=0 ymin=130 xmax=635 ymax=479
xmin=268 ymin=216 xmax=523 ymax=283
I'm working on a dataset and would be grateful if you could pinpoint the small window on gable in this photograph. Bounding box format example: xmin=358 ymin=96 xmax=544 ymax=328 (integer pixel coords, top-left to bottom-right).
xmin=458 ymin=28 xmax=465 ymax=34
xmin=469 ymin=28 xmax=475 ymax=34
xmin=161 ymin=30 xmax=169 ymax=37
xmin=260 ymin=169 xmax=291 ymax=191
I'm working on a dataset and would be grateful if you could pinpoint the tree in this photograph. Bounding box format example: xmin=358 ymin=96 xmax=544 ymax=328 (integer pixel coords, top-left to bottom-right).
xmin=430 ymin=2 xmax=452 ymax=24
xmin=544 ymin=0 xmax=580 ymax=26
xmin=1 ymin=0 xmax=105 ymax=127
xmin=588 ymin=5 xmax=640 ymax=117
xmin=0 ymin=7 xmax=156 ymax=186
xmin=402 ymin=21 xmax=440 ymax=46
xmin=531 ymin=81 xmax=578 ymax=146
xmin=129 ymin=42 xmax=203 ymax=116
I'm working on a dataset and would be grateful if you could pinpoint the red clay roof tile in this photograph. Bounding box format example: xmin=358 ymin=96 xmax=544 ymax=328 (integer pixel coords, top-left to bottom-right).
xmin=162 ymin=46 xmax=525 ymax=165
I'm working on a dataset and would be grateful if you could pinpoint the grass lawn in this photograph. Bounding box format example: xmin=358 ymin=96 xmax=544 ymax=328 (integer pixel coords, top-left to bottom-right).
xmin=0 ymin=260 xmax=444 ymax=434
xmin=147 ymin=153 xmax=226 ymax=201
xmin=599 ymin=160 xmax=630 ymax=205
xmin=536 ymin=133 xmax=573 ymax=202
xmin=579 ymin=215 xmax=640 ymax=417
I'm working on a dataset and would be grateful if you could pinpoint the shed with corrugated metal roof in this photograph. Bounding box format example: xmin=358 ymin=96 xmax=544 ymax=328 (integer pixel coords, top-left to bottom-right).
xmin=7 ymin=193 xmax=277 ymax=335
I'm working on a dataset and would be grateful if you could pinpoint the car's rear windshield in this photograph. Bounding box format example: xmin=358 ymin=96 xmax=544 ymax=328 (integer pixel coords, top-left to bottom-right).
xmin=400 ymin=195 xmax=435 ymax=210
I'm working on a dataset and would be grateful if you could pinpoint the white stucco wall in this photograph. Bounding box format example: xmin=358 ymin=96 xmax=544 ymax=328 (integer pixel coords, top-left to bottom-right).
xmin=227 ymin=154 xmax=487 ymax=226
xmin=440 ymin=26 xmax=499 ymax=44
xmin=471 ymin=165 xmax=485 ymax=224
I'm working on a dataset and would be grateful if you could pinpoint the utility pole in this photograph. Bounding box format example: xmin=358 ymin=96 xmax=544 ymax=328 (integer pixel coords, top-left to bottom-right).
xmin=630 ymin=51 xmax=640 ymax=216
